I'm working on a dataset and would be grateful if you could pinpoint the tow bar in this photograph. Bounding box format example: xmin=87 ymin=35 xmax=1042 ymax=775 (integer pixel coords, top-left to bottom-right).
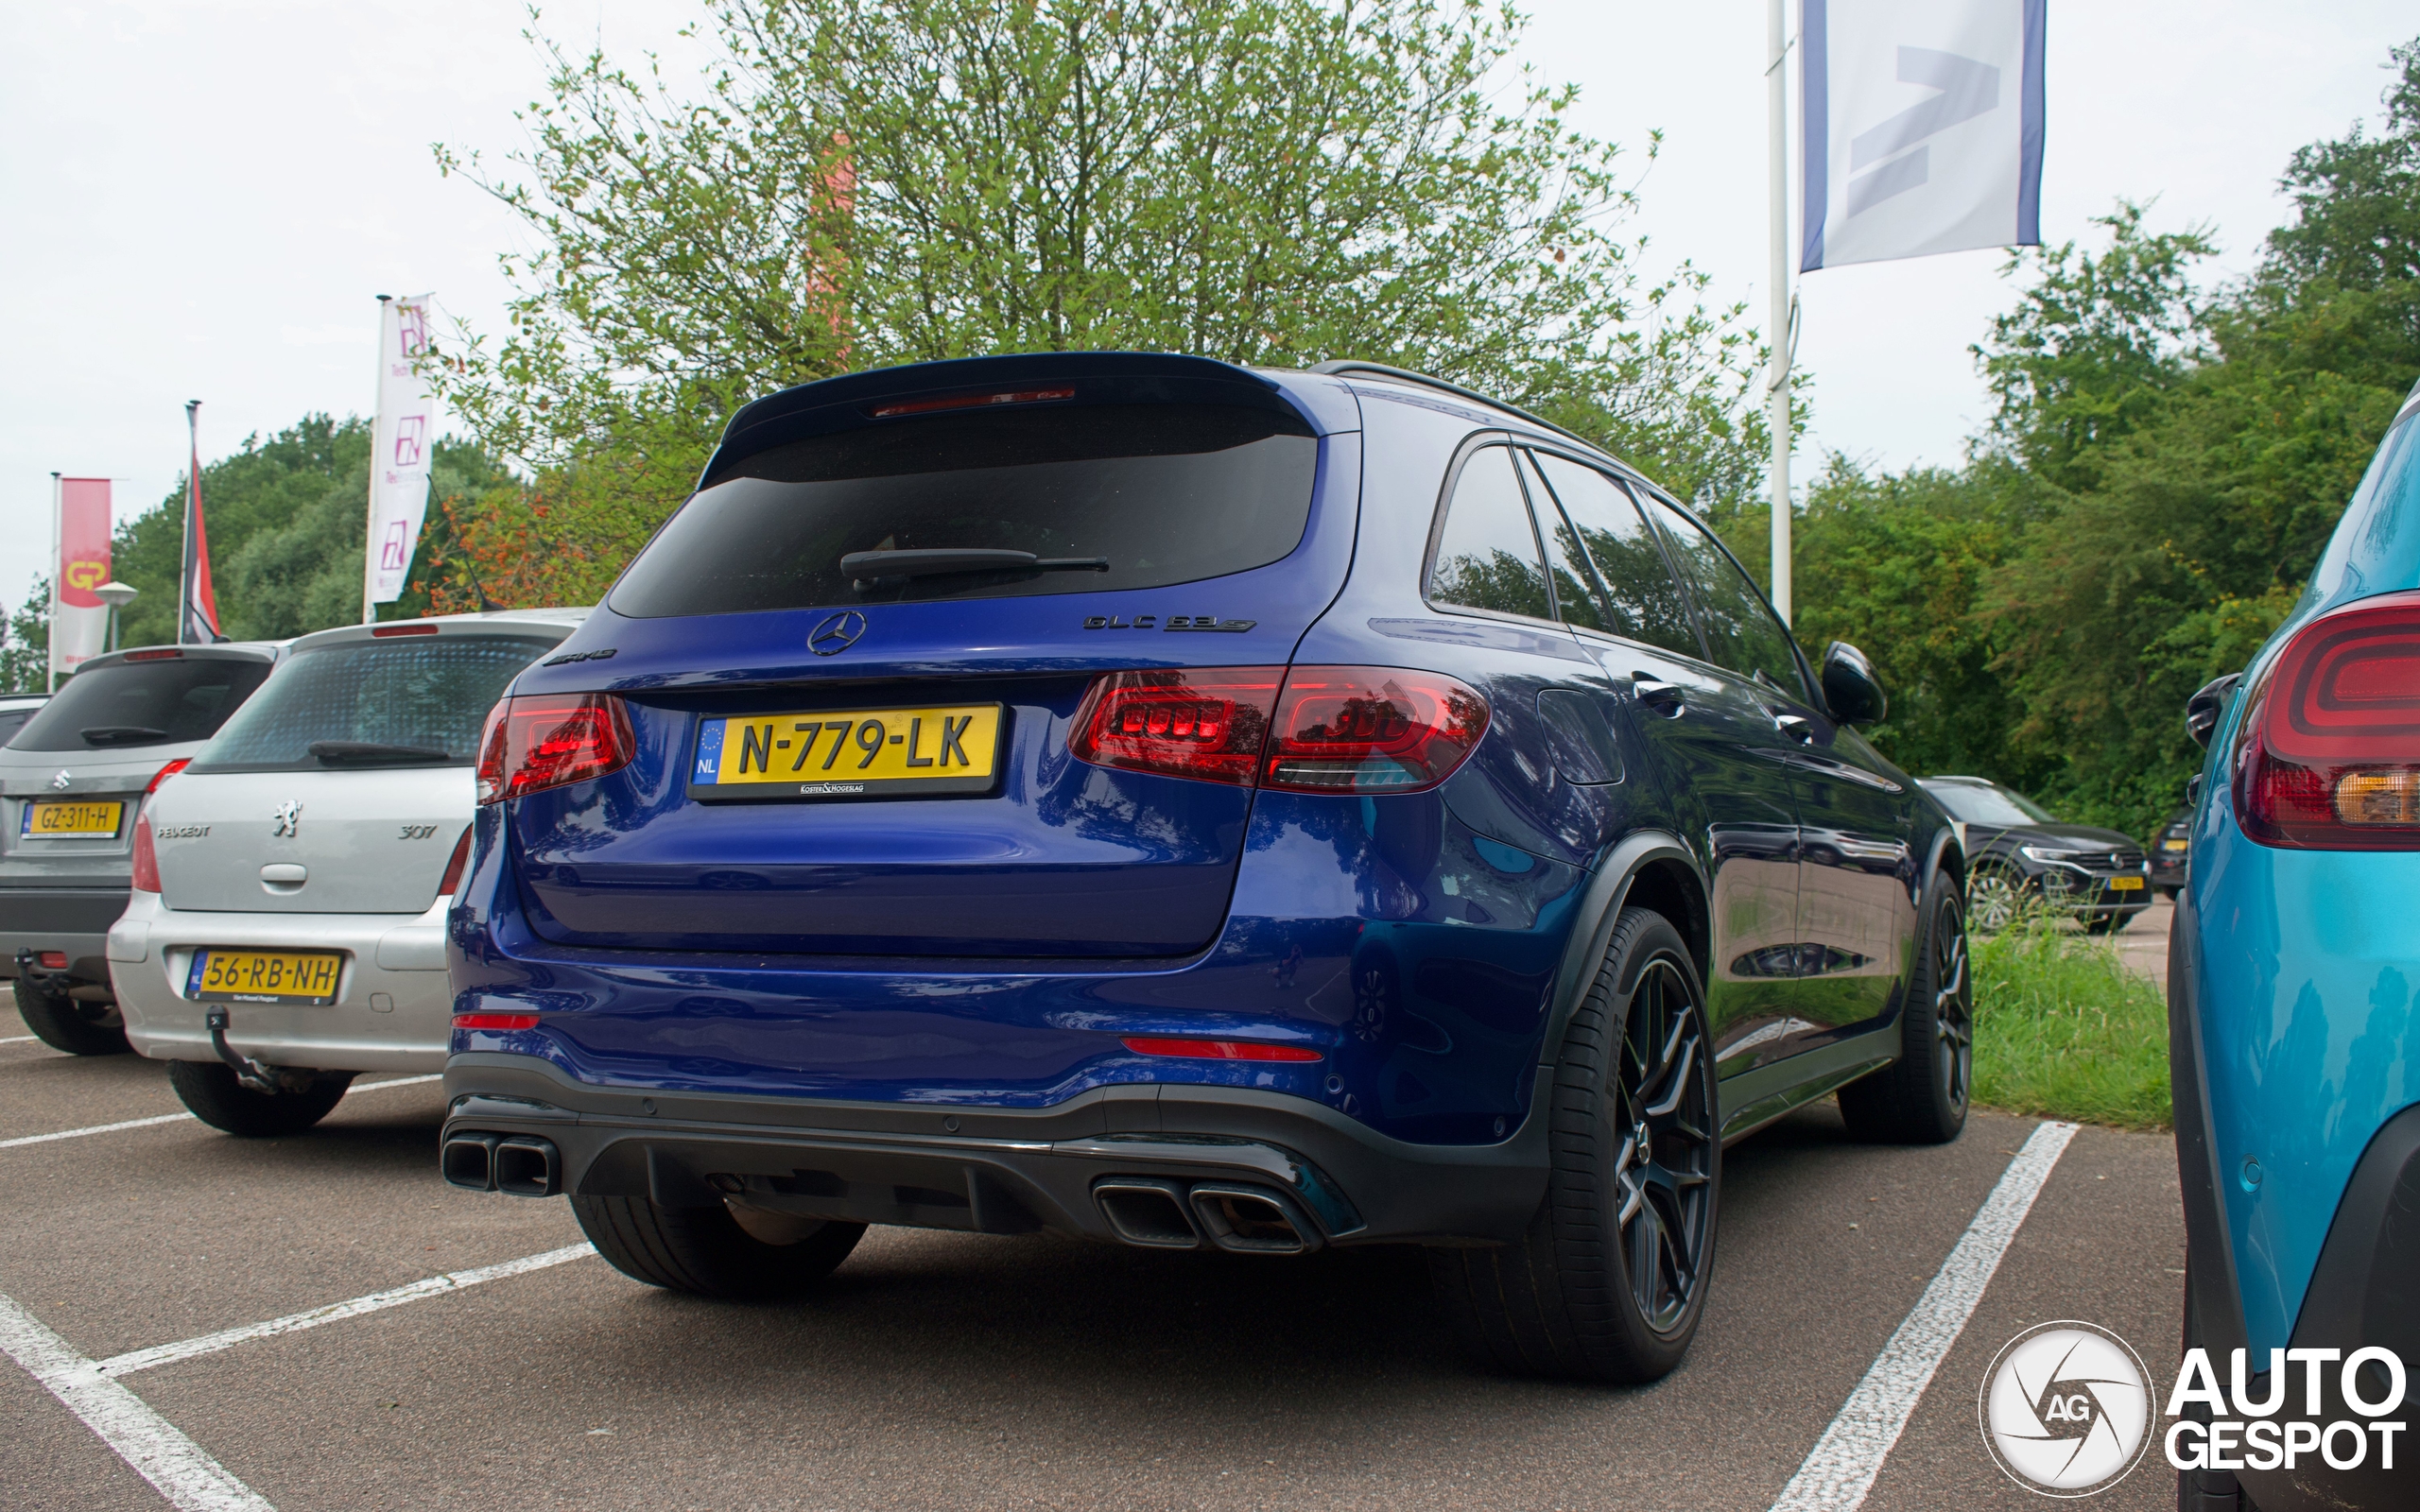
xmin=204 ymin=1007 xmax=294 ymax=1094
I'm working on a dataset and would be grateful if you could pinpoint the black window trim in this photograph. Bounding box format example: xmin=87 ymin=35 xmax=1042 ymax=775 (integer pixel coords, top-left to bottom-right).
xmin=1419 ymin=430 xmax=1566 ymax=633
xmin=1629 ymin=480 xmax=1822 ymax=710
xmin=1510 ymin=439 xmax=1719 ymax=667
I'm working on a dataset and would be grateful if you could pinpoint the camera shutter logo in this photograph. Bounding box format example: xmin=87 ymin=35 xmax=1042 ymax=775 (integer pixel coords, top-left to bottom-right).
xmin=1979 ymin=1321 xmax=2154 ymax=1496
xmin=809 ymin=611 xmax=868 ymax=657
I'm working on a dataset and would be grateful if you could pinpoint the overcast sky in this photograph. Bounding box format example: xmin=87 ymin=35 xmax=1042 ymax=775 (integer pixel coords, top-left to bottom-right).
xmin=4 ymin=1 xmax=2414 ymax=617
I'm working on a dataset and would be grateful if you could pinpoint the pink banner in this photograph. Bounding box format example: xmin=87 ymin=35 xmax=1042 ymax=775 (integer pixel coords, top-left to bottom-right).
xmin=59 ymin=477 xmax=110 ymax=608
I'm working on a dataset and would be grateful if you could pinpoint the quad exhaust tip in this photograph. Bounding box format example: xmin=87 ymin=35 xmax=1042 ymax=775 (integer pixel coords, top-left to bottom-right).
xmin=441 ymin=1133 xmax=561 ymax=1197
xmin=1092 ymin=1177 xmax=1321 ymax=1255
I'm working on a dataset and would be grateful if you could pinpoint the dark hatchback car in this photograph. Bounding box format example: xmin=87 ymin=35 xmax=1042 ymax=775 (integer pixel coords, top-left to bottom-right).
xmin=441 ymin=353 xmax=1971 ymax=1383
xmin=2150 ymin=806 xmax=2191 ymax=897
xmin=1916 ymin=776 xmax=2152 ymax=933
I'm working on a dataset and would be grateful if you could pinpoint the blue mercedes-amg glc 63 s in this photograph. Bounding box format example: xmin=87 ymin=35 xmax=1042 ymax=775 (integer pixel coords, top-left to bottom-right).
xmin=440 ymin=352 xmax=1969 ymax=1383
xmin=2174 ymin=373 xmax=2420 ymax=1511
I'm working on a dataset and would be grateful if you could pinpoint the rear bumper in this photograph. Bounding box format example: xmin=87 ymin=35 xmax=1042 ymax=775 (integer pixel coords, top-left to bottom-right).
xmin=441 ymin=1051 xmax=1551 ymax=1247
xmin=109 ymin=891 xmax=456 ymax=1073
xmin=0 ymin=886 xmax=131 ymax=987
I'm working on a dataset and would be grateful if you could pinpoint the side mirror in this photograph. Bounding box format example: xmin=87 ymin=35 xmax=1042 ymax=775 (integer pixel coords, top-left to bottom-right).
xmin=2186 ymin=672 xmax=2242 ymax=749
xmin=1821 ymin=642 xmax=1888 ymax=727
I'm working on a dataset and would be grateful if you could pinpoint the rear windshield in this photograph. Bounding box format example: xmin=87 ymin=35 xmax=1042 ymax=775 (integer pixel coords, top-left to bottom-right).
xmin=1923 ymin=782 xmax=2056 ymax=827
xmin=187 ymin=637 xmax=557 ymax=773
xmin=9 ymin=657 xmax=271 ymax=751
xmin=609 ymin=404 xmax=1321 ymax=617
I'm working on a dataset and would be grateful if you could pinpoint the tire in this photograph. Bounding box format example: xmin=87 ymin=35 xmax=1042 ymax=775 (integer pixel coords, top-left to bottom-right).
xmin=2160 ymin=886 xmax=2182 ymax=902
xmin=1427 ymin=906 xmax=1719 ymax=1383
xmin=1839 ymin=875 xmax=1972 ymax=1144
xmin=12 ymin=976 xmax=130 ymax=1057
xmin=573 ymin=1194 xmax=867 ymax=1299
xmin=1966 ymin=862 xmax=2028 ymax=934
xmin=167 ymin=1060 xmax=354 ymax=1136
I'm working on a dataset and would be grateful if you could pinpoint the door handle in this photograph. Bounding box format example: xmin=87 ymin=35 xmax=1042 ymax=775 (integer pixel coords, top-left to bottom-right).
xmin=1773 ymin=713 xmax=1815 ymax=743
xmin=1632 ymin=675 xmax=1685 ymax=716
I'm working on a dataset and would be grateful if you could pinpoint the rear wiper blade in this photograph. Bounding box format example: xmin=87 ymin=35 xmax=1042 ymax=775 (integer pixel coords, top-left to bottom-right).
xmin=80 ymin=726 xmax=167 ymax=746
xmin=840 ymin=548 xmax=1109 ymax=581
xmin=308 ymin=741 xmax=452 ymax=765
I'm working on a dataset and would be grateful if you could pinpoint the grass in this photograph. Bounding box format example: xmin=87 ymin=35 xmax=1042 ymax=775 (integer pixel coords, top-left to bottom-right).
xmin=1968 ymin=914 xmax=2173 ymax=1131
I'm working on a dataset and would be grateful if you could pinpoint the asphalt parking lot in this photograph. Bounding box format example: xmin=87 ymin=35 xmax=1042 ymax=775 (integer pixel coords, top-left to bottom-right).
xmin=2 ymin=1033 xmax=2185 ymax=1512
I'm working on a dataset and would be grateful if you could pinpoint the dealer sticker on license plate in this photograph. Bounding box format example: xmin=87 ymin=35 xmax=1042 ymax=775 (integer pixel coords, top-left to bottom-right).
xmin=186 ymin=949 xmax=343 ymax=1005
xmin=2109 ymin=875 xmax=2146 ymax=891
xmin=21 ymin=799 xmax=125 ymax=838
xmin=690 ymin=704 xmax=1003 ymax=800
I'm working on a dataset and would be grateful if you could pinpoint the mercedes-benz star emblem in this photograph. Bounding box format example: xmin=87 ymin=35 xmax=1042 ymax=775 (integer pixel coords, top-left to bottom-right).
xmin=51 ymin=770 xmax=71 ymax=791
xmin=809 ymin=610 xmax=868 ymax=657
xmin=271 ymin=801 xmax=303 ymax=839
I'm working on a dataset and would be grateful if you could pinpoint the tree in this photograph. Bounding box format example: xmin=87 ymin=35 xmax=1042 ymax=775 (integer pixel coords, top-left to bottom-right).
xmin=428 ymin=0 xmax=1772 ymax=606
xmin=0 ymin=577 xmax=48 ymax=694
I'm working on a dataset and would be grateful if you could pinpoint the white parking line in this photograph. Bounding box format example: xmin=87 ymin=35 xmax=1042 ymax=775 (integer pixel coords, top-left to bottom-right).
xmin=1768 ymin=1120 xmax=2080 ymax=1512
xmin=1 ymin=1034 xmax=39 ymax=1045
xmin=0 ymin=1288 xmax=274 ymax=1511
xmin=98 ymin=1245 xmax=596 ymax=1378
xmin=0 ymin=1074 xmax=443 ymax=1151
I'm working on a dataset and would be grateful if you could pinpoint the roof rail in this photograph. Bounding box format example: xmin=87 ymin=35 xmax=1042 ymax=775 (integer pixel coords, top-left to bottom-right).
xmin=1308 ymin=360 xmax=1612 ymax=467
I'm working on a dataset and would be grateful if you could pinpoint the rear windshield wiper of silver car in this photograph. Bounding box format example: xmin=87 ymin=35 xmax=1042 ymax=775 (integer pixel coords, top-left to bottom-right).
xmin=840 ymin=548 xmax=1110 ymax=583
xmin=81 ymin=726 xmax=167 ymax=746
xmin=308 ymin=741 xmax=453 ymax=765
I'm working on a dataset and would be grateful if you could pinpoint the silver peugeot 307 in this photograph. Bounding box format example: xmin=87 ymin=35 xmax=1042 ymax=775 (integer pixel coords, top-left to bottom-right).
xmin=3 ymin=644 xmax=285 ymax=1055
xmin=109 ymin=610 xmax=585 ymax=1136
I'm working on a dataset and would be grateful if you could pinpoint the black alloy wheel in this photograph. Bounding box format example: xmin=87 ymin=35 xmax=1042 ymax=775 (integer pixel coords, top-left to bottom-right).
xmin=1840 ymin=877 xmax=1972 ymax=1144
xmin=1428 ymin=906 xmax=1719 ymax=1383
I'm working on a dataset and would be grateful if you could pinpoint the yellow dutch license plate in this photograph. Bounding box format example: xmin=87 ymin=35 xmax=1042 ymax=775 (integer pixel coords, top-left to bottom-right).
xmin=689 ymin=704 xmax=1003 ymax=800
xmin=21 ymin=799 xmax=126 ymax=838
xmin=2109 ymin=875 xmax=2146 ymax=891
xmin=187 ymin=950 xmax=344 ymax=1005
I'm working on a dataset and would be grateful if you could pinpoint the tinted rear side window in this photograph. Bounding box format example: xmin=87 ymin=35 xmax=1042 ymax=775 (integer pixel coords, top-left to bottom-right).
xmin=0 ymin=709 xmax=36 ymax=746
xmin=9 ymin=658 xmax=271 ymax=751
xmin=1637 ymin=494 xmax=1807 ymax=697
xmin=188 ymin=637 xmax=556 ymax=772
xmin=1428 ymin=445 xmax=1553 ymax=621
xmin=609 ymin=404 xmax=1320 ymax=617
xmin=1524 ymin=452 xmax=1703 ymax=659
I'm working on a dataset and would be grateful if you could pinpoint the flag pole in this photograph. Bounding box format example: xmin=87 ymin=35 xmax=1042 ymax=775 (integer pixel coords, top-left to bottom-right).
xmin=180 ymin=402 xmax=199 ymax=646
xmin=1766 ymin=0 xmax=1794 ymax=628
xmin=365 ymin=294 xmax=391 ymax=626
xmin=46 ymin=472 xmax=60 ymax=693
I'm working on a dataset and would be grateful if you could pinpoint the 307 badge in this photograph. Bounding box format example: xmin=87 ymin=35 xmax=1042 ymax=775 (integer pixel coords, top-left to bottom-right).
xmin=690 ymin=703 xmax=1003 ymax=801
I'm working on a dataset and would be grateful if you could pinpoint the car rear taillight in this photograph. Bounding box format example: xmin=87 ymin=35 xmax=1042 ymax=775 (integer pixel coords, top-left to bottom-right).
xmin=1121 ymin=1036 xmax=1322 ymax=1062
xmin=436 ymin=826 xmax=475 ymax=895
xmin=146 ymin=759 xmax=189 ymax=796
xmin=1262 ymin=666 xmax=1488 ymax=793
xmin=1068 ymin=669 xmax=1283 ymax=786
xmin=2235 ymin=591 xmax=2420 ymax=850
xmin=131 ymin=816 xmax=160 ymax=892
xmin=1070 ymin=665 xmax=1488 ymax=795
xmin=475 ymin=695 xmax=635 ymax=805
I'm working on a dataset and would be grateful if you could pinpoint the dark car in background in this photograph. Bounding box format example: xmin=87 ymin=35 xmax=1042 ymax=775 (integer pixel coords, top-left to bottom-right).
xmin=440 ymin=352 xmax=1974 ymax=1386
xmin=2150 ymin=807 xmax=2191 ymax=897
xmin=1917 ymin=775 xmax=2152 ymax=934
xmin=2 ymin=644 xmax=284 ymax=1054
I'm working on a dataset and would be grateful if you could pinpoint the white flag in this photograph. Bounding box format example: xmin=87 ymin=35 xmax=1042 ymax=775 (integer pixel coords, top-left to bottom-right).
xmin=1800 ymin=0 xmax=2044 ymax=271
xmin=366 ymin=293 xmax=439 ymax=605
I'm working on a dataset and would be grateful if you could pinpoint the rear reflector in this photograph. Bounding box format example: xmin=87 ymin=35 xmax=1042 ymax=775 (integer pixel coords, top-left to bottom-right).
xmin=1070 ymin=665 xmax=1488 ymax=794
xmin=869 ymin=387 xmax=1076 ymax=419
xmin=130 ymin=817 xmax=160 ymax=893
xmin=371 ymin=623 xmax=441 ymax=637
xmin=1121 ymin=1036 xmax=1322 ymax=1062
xmin=475 ymin=695 xmax=635 ymax=804
xmin=37 ymin=952 xmax=67 ymax=971
xmin=2236 ymin=591 xmax=2420 ymax=849
xmin=453 ymin=1013 xmax=540 ymax=1031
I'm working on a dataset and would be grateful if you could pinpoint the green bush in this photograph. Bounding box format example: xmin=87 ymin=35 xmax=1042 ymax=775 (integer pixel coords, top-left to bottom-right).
xmin=1969 ymin=916 xmax=2172 ymax=1130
